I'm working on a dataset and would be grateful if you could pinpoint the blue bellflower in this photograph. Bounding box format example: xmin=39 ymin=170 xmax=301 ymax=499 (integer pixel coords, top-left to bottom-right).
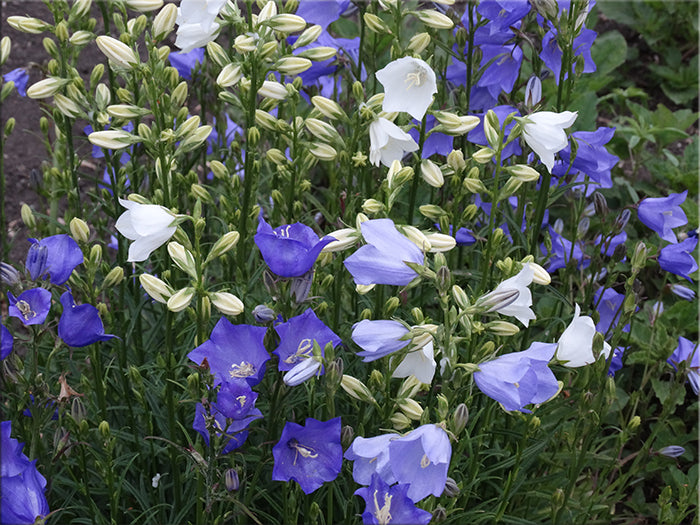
xmin=295 ymin=0 xmax=351 ymax=30
xmin=344 ymin=219 xmax=424 ymax=286
xmin=58 ymin=291 xmax=116 ymax=347
xmin=272 ymin=417 xmax=342 ymax=494
xmin=407 ymin=115 xmax=454 ymax=158
xmin=355 ymin=474 xmax=432 ymax=525
xmin=1 ymin=421 xmax=50 ymax=525
xmin=1 ymin=324 xmax=12 ymax=359
xmin=193 ymin=398 xmax=262 ymax=454
xmin=345 ymin=434 xmax=398 ymax=486
xmin=658 ymin=236 xmax=698 ymax=282
xmin=473 ymin=342 xmax=559 ymax=413
xmin=273 ymin=308 xmax=341 ymax=373
xmin=594 ymin=288 xmax=629 ymax=336
xmin=638 ymin=191 xmax=688 ymax=243
xmin=3 ymin=68 xmax=29 ymax=97
xmin=255 ymin=215 xmax=336 ymax=278
xmin=540 ymin=27 xmax=597 ymax=84
xmin=555 ymin=127 xmax=619 ymax=190
xmin=188 ymin=320 xmax=269 ymax=387
xmin=388 ymin=424 xmax=451 ymax=502
xmin=8 ymin=288 xmax=52 ymax=326
xmin=542 ymin=226 xmax=586 ymax=272
xmin=667 ymin=336 xmax=699 ymax=394
xmin=26 ymin=234 xmax=84 ymax=285
xmin=168 ymin=47 xmax=205 ymax=80
xmin=466 ymin=105 xmax=522 ymax=159
xmin=351 ymin=319 xmax=411 ymax=362
xmin=608 ymin=347 xmax=625 ymax=377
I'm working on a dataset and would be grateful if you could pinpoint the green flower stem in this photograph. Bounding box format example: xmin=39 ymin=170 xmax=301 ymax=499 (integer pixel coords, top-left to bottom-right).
xmin=407 ymin=115 xmax=428 ymax=223
xmin=479 ymin=148 xmax=504 ymax=294
xmin=0 ymin=133 xmax=6 ymax=259
xmin=164 ymin=310 xmax=183 ymax=511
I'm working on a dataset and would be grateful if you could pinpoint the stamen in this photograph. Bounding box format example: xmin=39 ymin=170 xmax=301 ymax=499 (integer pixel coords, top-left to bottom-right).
xmin=229 ymin=361 xmax=256 ymax=379
xmin=236 ymin=395 xmax=247 ymax=407
xmin=16 ymin=300 xmax=37 ymax=321
xmin=404 ymin=69 xmax=425 ymax=90
xmin=420 ymin=454 xmax=431 ymax=468
xmin=373 ymin=489 xmax=393 ymax=525
xmin=287 ymin=438 xmax=318 ymax=465
xmin=278 ymin=225 xmax=292 ymax=238
xmin=284 ymin=338 xmax=314 ymax=364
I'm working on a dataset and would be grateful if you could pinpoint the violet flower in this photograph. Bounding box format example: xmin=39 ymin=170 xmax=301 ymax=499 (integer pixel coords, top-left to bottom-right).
xmin=540 ymin=27 xmax=597 ymax=84
xmin=168 ymin=47 xmax=205 ymax=80
xmin=351 ymin=319 xmax=411 ymax=362
xmin=58 ymin=290 xmax=116 ymax=347
xmin=594 ymin=288 xmax=628 ymax=336
xmin=473 ymin=342 xmax=559 ymax=413
xmin=193 ymin=399 xmax=262 ymax=454
xmin=294 ymin=0 xmax=351 ymax=30
xmin=188 ymin=319 xmax=269 ymax=387
xmin=273 ymin=308 xmax=341 ymax=374
xmin=1 ymin=421 xmax=50 ymax=525
xmin=555 ymin=127 xmax=619 ymax=190
xmin=638 ymin=191 xmax=688 ymax=243
xmin=388 ymin=424 xmax=451 ymax=502
xmin=658 ymin=236 xmax=698 ymax=282
xmin=3 ymin=67 xmax=29 ymax=97
xmin=667 ymin=336 xmax=699 ymax=394
xmin=345 ymin=434 xmax=398 ymax=486
xmin=1 ymin=324 xmax=12 ymax=360
xmin=355 ymin=474 xmax=432 ymax=525
xmin=272 ymin=417 xmax=342 ymax=494
xmin=607 ymin=347 xmax=625 ymax=378
xmin=26 ymin=234 xmax=84 ymax=285
xmin=254 ymin=215 xmax=335 ymax=278
xmin=8 ymin=288 xmax=52 ymax=326
xmin=344 ymin=219 xmax=424 ymax=286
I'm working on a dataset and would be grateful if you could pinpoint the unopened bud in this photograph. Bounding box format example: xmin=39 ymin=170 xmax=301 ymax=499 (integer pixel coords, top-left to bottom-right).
xmin=631 ymin=241 xmax=647 ymax=271
xmin=210 ymin=292 xmax=244 ymax=316
xmin=413 ymin=9 xmax=454 ymax=29
xmin=69 ymin=217 xmax=90 ymax=243
xmin=390 ymin=412 xmax=411 ymax=430
xmin=421 ymin=159 xmax=444 ymax=188
xmin=453 ymin=403 xmax=469 ymax=435
xmin=96 ymin=36 xmax=139 ymax=70
xmin=399 ymin=398 xmax=424 ymax=420
xmin=311 ymin=95 xmax=345 ymax=120
xmin=340 ymin=375 xmax=376 ymax=404
xmin=21 ymin=204 xmax=36 ymax=229
xmin=267 ymin=13 xmax=306 ymax=33
xmin=98 ymin=420 xmax=110 ymax=439
xmin=486 ymin=320 xmax=520 ymax=336
xmin=103 ymin=266 xmax=124 ymax=288
xmin=140 ymin=274 xmax=173 ymax=303
xmin=167 ymin=287 xmax=194 ymax=312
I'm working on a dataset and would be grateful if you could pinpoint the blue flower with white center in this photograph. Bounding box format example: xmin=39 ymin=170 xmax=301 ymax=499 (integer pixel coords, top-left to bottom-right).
xmin=355 ymin=473 xmax=432 ymax=525
xmin=272 ymin=417 xmax=342 ymax=494
xmin=8 ymin=288 xmax=52 ymax=326
xmin=273 ymin=308 xmax=341 ymax=374
xmin=351 ymin=319 xmax=410 ymax=362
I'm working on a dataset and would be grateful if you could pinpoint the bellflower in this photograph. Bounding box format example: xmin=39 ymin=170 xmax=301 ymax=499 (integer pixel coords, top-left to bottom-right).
xmin=254 ymin=215 xmax=335 ymax=278
xmin=351 ymin=319 xmax=411 ymax=362
xmin=58 ymin=290 xmax=116 ymax=347
xmin=521 ymin=110 xmax=578 ymax=173
xmin=541 ymin=27 xmax=597 ymax=85
xmin=667 ymin=336 xmax=699 ymax=394
xmin=1 ymin=421 xmax=50 ymax=525
xmin=3 ymin=67 xmax=29 ymax=97
xmin=658 ymin=237 xmax=698 ymax=282
xmin=295 ymin=0 xmax=351 ymax=30
xmin=344 ymin=219 xmax=424 ymax=286
xmin=543 ymin=226 xmax=585 ymax=272
xmin=1 ymin=325 xmax=13 ymax=360
xmin=658 ymin=446 xmax=686 ymax=458
xmin=8 ymin=288 xmax=52 ymax=326
xmin=26 ymin=234 xmax=84 ymax=285
xmin=345 ymin=434 xmax=398 ymax=486
xmin=392 ymin=340 xmax=436 ymax=385
xmin=369 ymin=117 xmax=419 ymax=168
xmin=376 ymin=57 xmax=437 ymax=121
xmin=115 ymin=198 xmax=177 ymax=262
xmin=608 ymin=347 xmax=625 ymax=378
xmin=355 ymin=474 xmax=432 ymax=525
xmin=595 ymin=231 xmax=627 ymax=257
xmin=193 ymin=397 xmax=262 ymax=454
xmin=476 ymin=44 xmax=523 ymax=96
xmin=555 ymin=127 xmax=619 ymax=190
xmin=272 ymin=417 xmax=342 ymax=494
xmin=407 ymin=115 xmax=453 ymax=158
xmin=168 ymin=47 xmax=205 ymax=80
xmin=474 ymin=342 xmax=559 ymax=413
xmin=388 ymin=424 xmax=451 ymax=502
xmin=273 ymin=308 xmax=341 ymax=373
xmin=484 ymin=265 xmax=536 ymax=327
xmin=637 ymin=191 xmax=688 ymax=243
xmin=188 ymin=320 xmax=269 ymax=387
xmin=175 ymin=0 xmax=227 ymax=53
xmin=473 ymin=1 xmax=530 ymax=44
xmin=466 ymin=105 xmax=522 ymax=159
xmin=556 ymin=304 xmax=611 ymax=367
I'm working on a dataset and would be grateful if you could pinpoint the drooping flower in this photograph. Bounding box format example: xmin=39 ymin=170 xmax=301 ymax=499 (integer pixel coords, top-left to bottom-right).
xmin=388 ymin=424 xmax=451 ymax=502
xmin=351 ymin=319 xmax=411 ymax=362
xmin=376 ymin=57 xmax=437 ymax=121
xmin=638 ymin=191 xmax=688 ymax=244
xmin=1 ymin=325 xmax=12 ymax=360
xmin=392 ymin=340 xmax=436 ymax=385
xmin=3 ymin=68 xmax=29 ymax=97
xmin=192 ymin=395 xmax=262 ymax=454
xmin=520 ymin=110 xmax=578 ymax=173
xmin=345 ymin=434 xmax=398 ymax=486
xmin=658 ymin=236 xmax=698 ymax=282
xmin=473 ymin=341 xmax=559 ymax=413
xmin=540 ymin=27 xmax=597 ymax=85
xmin=8 ymin=288 xmax=52 ymax=326
xmin=1 ymin=421 xmax=50 ymax=525
xmin=115 ymin=198 xmax=177 ymax=262
xmin=175 ymin=0 xmax=227 ymax=53
xmin=355 ymin=473 xmax=432 ymax=525
xmin=344 ymin=219 xmax=424 ymax=286
xmin=556 ymin=304 xmax=611 ymax=367
xmin=188 ymin=319 xmax=269 ymax=387
xmin=594 ymin=288 xmax=629 ymax=336
xmin=368 ymin=118 xmax=419 ymax=168
xmin=273 ymin=308 xmax=341 ymax=375
xmin=254 ymin=215 xmax=335 ymax=278
xmin=295 ymin=0 xmax=351 ymax=30
xmin=58 ymin=290 xmax=116 ymax=347
xmin=555 ymin=127 xmax=619 ymax=190
xmin=483 ymin=265 xmax=536 ymax=327
xmin=607 ymin=347 xmax=625 ymax=378
xmin=26 ymin=234 xmax=84 ymax=285
xmin=667 ymin=336 xmax=699 ymax=394
xmin=272 ymin=417 xmax=342 ymax=494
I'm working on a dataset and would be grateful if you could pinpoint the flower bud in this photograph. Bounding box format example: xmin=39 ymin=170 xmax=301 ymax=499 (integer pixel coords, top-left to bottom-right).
xmin=1 ymin=263 xmax=20 ymax=287
xmin=268 ymin=14 xmax=306 ymax=33
xmin=631 ymin=241 xmax=647 ymax=271
xmin=413 ymin=9 xmax=454 ymax=29
xmin=399 ymin=398 xmax=424 ymax=420
xmin=390 ymin=412 xmax=411 ymax=430
xmin=69 ymin=30 xmax=93 ymax=47
xmin=252 ymin=304 xmax=276 ymax=323
xmin=102 ymin=266 xmax=124 ymax=288
xmin=178 ymin=126 xmax=213 ymax=153
xmin=27 ymin=77 xmax=66 ymax=99
xmin=7 ymin=16 xmax=50 ymax=34
xmin=308 ymin=143 xmax=337 ymax=161
xmin=69 ymin=217 xmax=90 ymax=243
xmin=216 ymin=63 xmax=241 ymax=88
xmin=211 ymin=292 xmax=244 ymax=316
xmin=284 ymin=357 xmax=322 ymax=386
xmin=322 ymin=228 xmax=358 ymax=253
xmin=486 ymin=320 xmax=520 ymax=337
xmin=225 ymin=469 xmax=240 ymax=491
xmin=21 ymin=204 xmax=36 ymax=229
xmin=275 ymin=56 xmax=312 ymax=75
xmin=472 ymin=147 xmax=495 ymax=164
xmin=443 ymin=477 xmax=460 ymax=498
xmin=424 ymin=232 xmax=456 ymax=253
xmin=421 ymin=159 xmax=444 ymax=188
xmin=658 ymin=446 xmax=685 ymax=458
xmin=298 ymin=46 xmax=337 ymax=62
xmin=88 ymin=129 xmax=138 ymax=150
xmin=126 ymin=0 xmax=163 ymax=12
xmin=340 ymin=375 xmax=376 ymax=404
xmin=96 ymin=36 xmax=139 ymax=70
xmin=479 ymin=289 xmax=520 ymax=313
xmin=507 ymin=164 xmax=540 ymax=182
xmin=311 ymin=95 xmax=345 ymax=120
xmin=293 ymin=24 xmax=322 ymax=49
xmin=258 ymin=80 xmax=288 ymax=100
xmin=526 ymin=261 xmax=551 ymax=285
xmin=152 ymin=2 xmax=177 ymax=40
xmin=99 ymin=420 xmax=110 ymax=439
xmin=363 ymin=13 xmax=392 ymax=34
xmin=453 ymin=403 xmax=469 ymax=435
xmin=408 ymin=32 xmax=431 ymax=54
xmin=305 ymin=118 xmax=338 ymax=142
xmin=0 ymin=37 xmax=10 ymax=65
xmin=54 ymin=93 xmax=82 ymax=118
xmin=140 ymin=274 xmax=173 ymax=303
xmin=167 ymin=287 xmax=194 ymax=312
xmin=593 ymin=192 xmax=608 ymax=218
xmin=418 ymin=204 xmax=448 ymax=220
xmin=361 ymin=198 xmax=384 ymax=215
xmin=524 ymin=75 xmax=542 ymax=107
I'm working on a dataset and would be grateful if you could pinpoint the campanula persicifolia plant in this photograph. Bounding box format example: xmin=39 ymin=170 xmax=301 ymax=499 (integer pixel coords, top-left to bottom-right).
xmin=0 ymin=1 xmax=697 ymax=524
